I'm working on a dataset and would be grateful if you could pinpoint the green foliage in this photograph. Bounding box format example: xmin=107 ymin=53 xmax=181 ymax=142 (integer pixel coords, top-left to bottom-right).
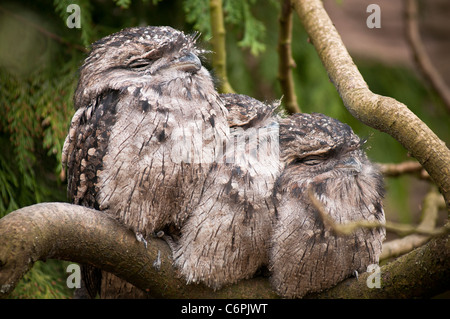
xmin=0 ymin=1 xmax=84 ymax=217
xmin=114 ymin=0 xmax=133 ymax=9
xmin=9 ymin=260 xmax=73 ymax=299
xmin=183 ymin=0 xmax=267 ymax=55
xmin=183 ymin=0 xmax=211 ymax=38
xmin=0 ymin=149 xmax=19 ymax=214
xmin=53 ymin=0 xmax=94 ymax=47
xmin=0 ymin=63 xmax=77 ymax=216
xmin=224 ymin=0 xmax=267 ymax=55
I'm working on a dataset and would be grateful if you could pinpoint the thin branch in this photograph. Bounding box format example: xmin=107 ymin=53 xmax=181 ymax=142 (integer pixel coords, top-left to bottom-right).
xmin=277 ymin=0 xmax=301 ymax=114
xmin=307 ymin=186 xmax=449 ymax=237
xmin=380 ymin=186 xmax=445 ymax=260
xmin=292 ymin=0 xmax=450 ymax=211
xmin=0 ymin=202 xmax=276 ymax=299
xmin=377 ymin=161 xmax=430 ymax=179
xmin=209 ymin=0 xmax=235 ymax=93
xmin=309 ymin=181 xmax=449 ymax=286
xmin=306 ymin=185 xmax=450 ymax=298
xmin=405 ymin=0 xmax=450 ymax=112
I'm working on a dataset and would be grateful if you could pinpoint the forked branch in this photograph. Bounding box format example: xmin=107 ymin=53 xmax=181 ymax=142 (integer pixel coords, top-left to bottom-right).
xmin=292 ymin=0 xmax=450 ymax=211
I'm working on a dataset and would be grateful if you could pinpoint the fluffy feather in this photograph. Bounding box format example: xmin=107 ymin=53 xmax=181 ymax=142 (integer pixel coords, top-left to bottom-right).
xmin=63 ymin=26 xmax=229 ymax=298
xmin=270 ymin=113 xmax=386 ymax=298
xmin=173 ymin=94 xmax=281 ymax=289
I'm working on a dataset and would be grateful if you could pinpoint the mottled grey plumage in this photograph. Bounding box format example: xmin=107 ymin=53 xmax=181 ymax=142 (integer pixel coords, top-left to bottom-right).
xmin=270 ymin=113 xmax=386 ymax=298
xmin=172 ymin=93 xmax=281 ymax=289
xmin=222 ymin=93 xmax=278 ymax=128
xmin=62 ymin=26 xmax=229 ymax=298
xmin=62 ymin=26 xmax=385 ymax=299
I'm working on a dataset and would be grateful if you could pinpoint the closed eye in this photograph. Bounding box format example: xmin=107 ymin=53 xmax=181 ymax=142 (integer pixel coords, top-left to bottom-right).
xmin=290 ymin=154 xmax=328 ymax=166
xmin=128 ymin=58 xmax=153 ymax=69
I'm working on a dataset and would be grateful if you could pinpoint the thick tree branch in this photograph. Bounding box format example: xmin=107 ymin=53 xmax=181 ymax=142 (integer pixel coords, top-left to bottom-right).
xmin=0 ymin=202 xmax=276 ymax=299
xmin=277 ymin=0 xmax=301 ymax=114
xmin=209 ymin=0 xmax=235 ymax=93
xmin=292 ymin=0 xmax=450 ymax=212
xmin=1 ymin=203 xmax=449 ymax=299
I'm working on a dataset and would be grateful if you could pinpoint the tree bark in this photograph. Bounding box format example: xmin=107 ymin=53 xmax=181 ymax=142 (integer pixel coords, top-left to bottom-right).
xmin=292 ymin=0 xmax=450 ymax=212
xmin=1 ymin=203 xmax=449 ymax=299
xmin=0 ymin=202 xmax=276 ymax=299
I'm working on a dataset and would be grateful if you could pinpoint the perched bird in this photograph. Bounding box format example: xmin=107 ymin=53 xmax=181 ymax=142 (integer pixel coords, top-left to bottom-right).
xmin=61 ymin=25 xmax=385 ymax=299
xmin=270 ymin=113 xmax=386 ymax=298
xmin=62 ymin=26 xmax=230 ymax=298
xmin=172 ymin=93 xmax=281 ymax=289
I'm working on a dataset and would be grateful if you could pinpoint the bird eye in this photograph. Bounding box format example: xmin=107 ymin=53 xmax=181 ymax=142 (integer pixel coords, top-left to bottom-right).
xmin=291 ymin=155 xmax=326 ymax=166
xmin=128 ymin=58 xmax=152 ymax=69
xmin=302 ymin=156 xmax=325 ymax=165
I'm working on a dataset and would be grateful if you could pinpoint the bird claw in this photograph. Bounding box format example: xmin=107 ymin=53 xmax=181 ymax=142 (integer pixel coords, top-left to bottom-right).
xmin=155 ymin=230 xmax=176 ymax=254
xmin=153 ymin=250 xmax=161 ymax=271
xmin=353 ymin=270 xmax=359 ymax=280
xmin=135 ymin=232 xmax=148 ymax=249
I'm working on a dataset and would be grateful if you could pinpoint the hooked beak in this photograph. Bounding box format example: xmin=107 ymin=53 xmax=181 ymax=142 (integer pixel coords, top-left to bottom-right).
xmin=172 ymin=52 xmax=202 ymax=73
xmin=336 ymin=157 xmax=362 ymax=173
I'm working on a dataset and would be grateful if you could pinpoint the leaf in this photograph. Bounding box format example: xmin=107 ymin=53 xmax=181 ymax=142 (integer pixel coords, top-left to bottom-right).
xmin=183 ymin=0 xmax=212 ymax=38
xmin=114 ymin=0 xmax=132 ymax=9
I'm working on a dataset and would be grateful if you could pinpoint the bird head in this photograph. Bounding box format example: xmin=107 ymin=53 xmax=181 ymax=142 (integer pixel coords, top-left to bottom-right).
xmin=74 ymin=26 xmax=209 ymax=109
xmin=277 ymin=113 xmax=384 ymax=202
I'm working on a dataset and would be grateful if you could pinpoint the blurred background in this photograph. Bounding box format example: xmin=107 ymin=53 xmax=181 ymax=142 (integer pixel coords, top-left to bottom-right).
xmin=0 ymin=0 xmax=448 ymax=298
